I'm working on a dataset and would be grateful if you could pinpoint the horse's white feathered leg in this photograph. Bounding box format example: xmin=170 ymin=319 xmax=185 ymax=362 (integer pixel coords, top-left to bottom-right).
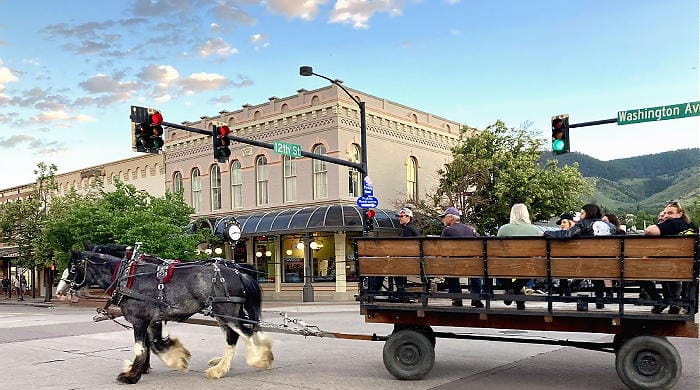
xmin=205 ymin=344 xmax=236 ymax=379
xmin=156 ymin=337 xmax=190 ymax=371
xmin=230 ymin=327 xmax=274 ymax=369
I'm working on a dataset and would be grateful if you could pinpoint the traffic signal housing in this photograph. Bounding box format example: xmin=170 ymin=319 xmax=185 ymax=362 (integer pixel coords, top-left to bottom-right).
xmin=212 ymin=123 xmax=231 ymax=163
xmin=551 ymin=114 xmax=570 ymax=155
xmin=363 ymin=209 xmax=376 ymax=232
xmin=131 ymin=106 xmax=164 ymax=153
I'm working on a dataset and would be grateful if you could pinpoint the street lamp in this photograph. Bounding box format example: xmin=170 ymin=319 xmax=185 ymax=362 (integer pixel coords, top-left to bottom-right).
xmin=299 ymin=66 xmax=369 ymax=209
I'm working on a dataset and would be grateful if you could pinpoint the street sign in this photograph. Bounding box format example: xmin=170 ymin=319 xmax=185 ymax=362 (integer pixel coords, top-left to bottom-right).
xmin=273 ymin=140 xmax=302 ymax=158
xmin=363 ymin=176 xmax=374 ymax=196
xmin=617 ymin=101 xmax=700 ymax=125
xmin=356 ymin=196 xmax=379 ymax=209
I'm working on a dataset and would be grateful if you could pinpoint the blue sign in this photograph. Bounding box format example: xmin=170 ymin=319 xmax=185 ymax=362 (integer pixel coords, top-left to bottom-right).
xmin=356 ymin=196 xmax=379 ymax=209
xmin=363 ymin=176 xmax=374 ymax=196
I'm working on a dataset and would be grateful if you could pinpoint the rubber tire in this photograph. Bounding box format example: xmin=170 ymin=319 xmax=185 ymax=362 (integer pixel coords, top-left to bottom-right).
xmin=393 ymin=324 xmax=436 ymax=347
xmin=383 ymin=329 xmax=435 ymax=380
xmin=615 ymin=335 xmax=681 ymax=390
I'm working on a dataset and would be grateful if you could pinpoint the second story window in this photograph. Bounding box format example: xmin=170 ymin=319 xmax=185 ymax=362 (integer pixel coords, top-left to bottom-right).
xmin=312 ymin=144 xmax=327 ymax=199
xmin=191 ymin=168 xmax=201 ymax=212
xmin=283 ymin=155 xmax=296 ymax=202
xmin=210 ymin=164 xmax=221 ymax=211
xmin=255 ymin=155 xmax=268 ymax=206
xmin=348 ymin=143 xmax=360 ymax=197
xmin=230 ymin=160 xmax=242 ymax=208
xmin=172 ymin=171 xmax=183 ymax=194
xmin=406 ymin=156 xmax=418 ymax=201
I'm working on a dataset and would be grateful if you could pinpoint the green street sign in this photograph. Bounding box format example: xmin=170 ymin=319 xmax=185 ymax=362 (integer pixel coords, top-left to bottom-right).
xmin=273 ymin=140 xmax=302 ymax=158
xmin=617 ymin=101 xmax=700 ymax=125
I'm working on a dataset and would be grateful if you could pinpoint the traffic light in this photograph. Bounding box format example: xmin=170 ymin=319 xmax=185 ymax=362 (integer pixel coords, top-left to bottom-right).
xmin=212 ymin=123 xmax=231 ymax=163
xmin=551 ymin=114 xmax=570 ymax=155
xmin=131 ymin=106 xmax=164 ymax=153
xmin=363 ymin=209 xmax=376 ymax=232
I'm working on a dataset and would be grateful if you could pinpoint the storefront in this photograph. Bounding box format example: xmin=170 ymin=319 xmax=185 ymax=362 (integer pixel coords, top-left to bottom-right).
xmin=219 ymin=204 xmax=401 ymax=301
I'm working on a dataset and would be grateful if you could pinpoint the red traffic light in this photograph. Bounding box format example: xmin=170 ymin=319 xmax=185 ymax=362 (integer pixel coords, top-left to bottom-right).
xmin=366 ymin=209 xmax=376 ymax=218
xmin=218 ymin=125 xmax=231 ymax=138
xmin=150 ymin=111 xmax=163 ymax=125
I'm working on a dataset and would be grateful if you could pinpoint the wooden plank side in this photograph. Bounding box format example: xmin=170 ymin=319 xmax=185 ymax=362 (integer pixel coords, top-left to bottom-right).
xmin=487 ymin=239 xmax=547 ymax=257
xmin=424 ymin=257 xmax=483 ymax=277
xmin=488 ymin=257 xmax=547 ymax=277
xmin=624 ymin=237 xmax=696 ymax=257
xmin=550 ymin=238 xmax=621 ymax=257
xmin=358 ymin=257 xmax=420 ymax=276
xmin=423 ymin=239 xmax=483 ymax=257
xmin=551 ymin=258 xmax=619 ymax=279
xmin=624 ymin=258 xmax=694 ymax=280
xmin=356 ymin=239 xmax=420 ymax=257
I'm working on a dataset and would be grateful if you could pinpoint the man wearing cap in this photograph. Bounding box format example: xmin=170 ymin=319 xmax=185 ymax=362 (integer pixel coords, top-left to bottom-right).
xmin=439 ymin=206 xmax=482 ymax=308
xmin=393 ymin=207 xmax=421 ymax=296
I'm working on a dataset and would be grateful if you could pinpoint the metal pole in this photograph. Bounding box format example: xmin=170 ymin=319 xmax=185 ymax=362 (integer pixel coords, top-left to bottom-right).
xmin=569 ymin=118 xmax=616 ymax=128
xmin=302 ymin=233 xmax=314 ymax=302
xmin=359 ymin=101 xmax=369 ymax=237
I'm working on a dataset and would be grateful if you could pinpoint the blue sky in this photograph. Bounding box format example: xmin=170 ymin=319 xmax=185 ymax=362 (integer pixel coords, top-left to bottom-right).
xmin=0 ymin=0 xmax=698 ymax=189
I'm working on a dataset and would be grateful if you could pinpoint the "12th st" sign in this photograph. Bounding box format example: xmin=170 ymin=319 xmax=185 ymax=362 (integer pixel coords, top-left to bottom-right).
xmin=617 ymin=101 xmax=700 ymax=125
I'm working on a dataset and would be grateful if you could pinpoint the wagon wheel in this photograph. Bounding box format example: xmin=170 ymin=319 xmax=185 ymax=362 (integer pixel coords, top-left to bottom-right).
xmin=382 ymin=329 xmax=435 ymax=380
xmin=615 ymin=335 xmax=681 ymax=390
xmin=393 ymin=324 xmax=436 ymax=347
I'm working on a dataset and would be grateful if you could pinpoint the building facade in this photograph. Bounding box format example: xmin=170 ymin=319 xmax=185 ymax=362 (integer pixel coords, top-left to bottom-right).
xmin=164 ymin=85 xmax=461 ymax=300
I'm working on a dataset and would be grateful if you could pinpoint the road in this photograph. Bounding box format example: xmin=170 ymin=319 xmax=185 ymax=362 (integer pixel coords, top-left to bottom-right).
xmin=0 ymin=299 xmax=697 ymax=390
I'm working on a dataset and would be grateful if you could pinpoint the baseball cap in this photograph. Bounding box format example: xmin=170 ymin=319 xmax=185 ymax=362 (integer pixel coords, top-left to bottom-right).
xmin=396 ymin=207 xmax=413 ymax=218
xmin=556 ymin=213 xmax=575 ymax=225
xmin=439 ymin=206 xmax=461 ymax=217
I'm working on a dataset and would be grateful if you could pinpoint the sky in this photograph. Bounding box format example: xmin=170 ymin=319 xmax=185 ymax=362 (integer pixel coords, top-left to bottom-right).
xmin=0 ymin=0 xmax=698 ymax=189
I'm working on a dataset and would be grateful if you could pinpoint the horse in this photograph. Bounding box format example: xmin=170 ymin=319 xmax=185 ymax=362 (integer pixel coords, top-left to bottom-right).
xmin=65 ymin=249 xmax=273 ymax=384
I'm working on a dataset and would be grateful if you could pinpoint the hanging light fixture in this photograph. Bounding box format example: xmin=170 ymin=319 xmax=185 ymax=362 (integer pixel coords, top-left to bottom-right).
xmin=265 ymin=250 xmax=272 ymax=257
xmin=255 ymin=251 xmax=263 ymax=258
xmin=214 ymin=247 xmax=223 ymax=255
xmin=296 ymin=242 xmax=304 ymax=250
xmin=285 ymin=249 xmax=293 ymax=256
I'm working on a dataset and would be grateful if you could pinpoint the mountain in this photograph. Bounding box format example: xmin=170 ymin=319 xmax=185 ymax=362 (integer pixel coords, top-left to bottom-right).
xmin=541 ymin=148 xmax=699 ymax=214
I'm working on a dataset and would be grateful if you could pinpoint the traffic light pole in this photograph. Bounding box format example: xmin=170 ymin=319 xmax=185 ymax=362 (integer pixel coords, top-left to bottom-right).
xmin=569 ymin=118 xmax=616 ymax=128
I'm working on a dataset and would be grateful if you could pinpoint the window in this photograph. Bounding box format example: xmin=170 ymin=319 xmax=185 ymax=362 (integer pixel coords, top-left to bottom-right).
xmin=172 ymin=171 xmax=183 ymax=193
xmin=230 ymin=160 xmax=242 ymax=208
xmin=210 ymin=165 xmax=221 ymax=211
xmin=255 ymin=155 xmax=268 ymax=205
xmin=283 ymin=155 xmax=296 ymax=202
xmin=312 ymin=144 xmax=327 ymax=199
xmin=348 ymin=143 xmax=360 ymax=197
xmin=406 ymin=156 xmax=418 ymax=201
xmin=191 ymin=168 xmax=201 ymax=212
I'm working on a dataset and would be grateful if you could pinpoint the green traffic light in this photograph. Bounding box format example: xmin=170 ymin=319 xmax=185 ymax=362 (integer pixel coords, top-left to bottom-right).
xmin=552 ymin=139 xmax=565 ymax=151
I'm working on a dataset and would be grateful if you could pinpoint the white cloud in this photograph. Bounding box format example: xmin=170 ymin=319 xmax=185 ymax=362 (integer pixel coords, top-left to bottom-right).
xmin=329 ymin=0 xmax=405 ymax=29
xmin=0 ymin=134 xmax=34 ymax=148
xmin=249 ymin=33 xmax=270 ymax=50
xmin=266 ymin=0 xmax=328 ymax=20
xmin=79 ymin=74 xmax=139 ymax=94
xmin=137 ymin=64 xmax=180 ymax=85
xmin=0 ymin=60 xmax=19 ymax=91
xmin=30 ymin=110 xmax=96 ymax=124
xmin=198 ymin=37 xmax=239 ymax=57
xmin=178 ymin=72 xmax=231 ymax=94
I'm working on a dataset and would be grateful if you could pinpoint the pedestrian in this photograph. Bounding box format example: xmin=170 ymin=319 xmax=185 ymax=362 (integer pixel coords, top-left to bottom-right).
xmin=393 ymin=207 xmax=421 ymax=295
xmin=1 ymin=275 xmax=10 ymax=299
xmin=18 ymin=274 xmax=27 ymax=301
xmin=439 ymin=206 xmax=481 ymax=308
xmin=496 ymin=203 xmax=542 ymax=310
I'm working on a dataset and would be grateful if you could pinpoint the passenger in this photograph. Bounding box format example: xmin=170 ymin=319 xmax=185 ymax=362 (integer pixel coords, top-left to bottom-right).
xmin=393 ymin=207 xmax=420 ymax=294
xmin=496 ymin=203 xmax=542 ymax=310
xmin=642 ymin=201 xmax=697 ymax=314
xmin=545 ymin=204 xmax=614 ymax=309
xmin=601 ymin=214 xmax=626 ymax=298
xmin=555 ymin=213 xmax=575 ymax=296
xmin=439 ymin=206 xmax=481 ymax=308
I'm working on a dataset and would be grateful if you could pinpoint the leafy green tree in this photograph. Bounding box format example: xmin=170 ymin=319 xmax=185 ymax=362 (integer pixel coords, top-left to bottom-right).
xmin=432 ymin=121 xmax=591 ymax=234
xmin=41 ymin=180 xmax=207 ymax=263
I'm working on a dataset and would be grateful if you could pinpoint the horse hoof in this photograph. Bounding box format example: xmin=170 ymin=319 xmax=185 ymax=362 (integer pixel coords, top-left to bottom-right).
xmin=205 ymin=366 xmax=227 ymax=379
xmin=117 ymin=372 xmax=140 ymax=384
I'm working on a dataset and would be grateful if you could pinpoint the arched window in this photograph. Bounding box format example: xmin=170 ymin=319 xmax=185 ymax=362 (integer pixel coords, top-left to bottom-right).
xmin=255 ymin=155 xmax=268 ymax=205
xmin=348 ymin=143 xmax=360 ymax=197
xmin=172 ymin=171 xmax=183 ymax=193
xmin=210 ymin=165 xmax=222 ymax=211
xmin=230 ymin=160 xmax=242 ymax=208
xmin=283 ymin=155 xmax=296 ymax=202
xmin=312 ymin=144 xmax=327 ymax=199
xmin=406 ymin=156 xmax=418 ymax=201
xmin=191 ymin=168 xmax=201 ymax=212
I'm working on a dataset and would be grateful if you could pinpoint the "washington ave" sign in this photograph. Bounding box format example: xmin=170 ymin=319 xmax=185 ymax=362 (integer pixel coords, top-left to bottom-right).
xmin=617 ymin=101 xmax=700 ymax=125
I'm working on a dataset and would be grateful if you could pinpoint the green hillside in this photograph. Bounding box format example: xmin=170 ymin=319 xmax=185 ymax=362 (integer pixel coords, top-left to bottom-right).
xmin=541 ymin=148 xmax=699 ymax=214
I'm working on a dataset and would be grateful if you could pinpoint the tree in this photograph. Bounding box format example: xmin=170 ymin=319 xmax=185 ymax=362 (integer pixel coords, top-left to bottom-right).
xmin=432 ymin=121 xmax=591 ymax=234
xmin=41 ymin=180 xmax=208 ymax=267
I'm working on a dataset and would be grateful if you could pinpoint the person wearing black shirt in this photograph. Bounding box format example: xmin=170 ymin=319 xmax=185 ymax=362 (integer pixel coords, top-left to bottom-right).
xmin=394 ymin=208 xmax=420 ymax=294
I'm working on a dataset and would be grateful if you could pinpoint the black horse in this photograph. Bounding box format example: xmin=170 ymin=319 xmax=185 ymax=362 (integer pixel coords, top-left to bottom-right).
xmin=65 ymin=249 xmax=273 ymax=384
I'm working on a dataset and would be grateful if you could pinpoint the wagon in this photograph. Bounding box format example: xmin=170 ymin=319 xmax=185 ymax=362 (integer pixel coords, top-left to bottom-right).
xmin=355 ymin=235 xmax=699 ymax=390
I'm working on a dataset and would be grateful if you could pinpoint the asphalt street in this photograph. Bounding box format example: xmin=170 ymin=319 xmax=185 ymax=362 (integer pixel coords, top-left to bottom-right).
xmin=1 ymin=298 xmax=697 ymax=390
